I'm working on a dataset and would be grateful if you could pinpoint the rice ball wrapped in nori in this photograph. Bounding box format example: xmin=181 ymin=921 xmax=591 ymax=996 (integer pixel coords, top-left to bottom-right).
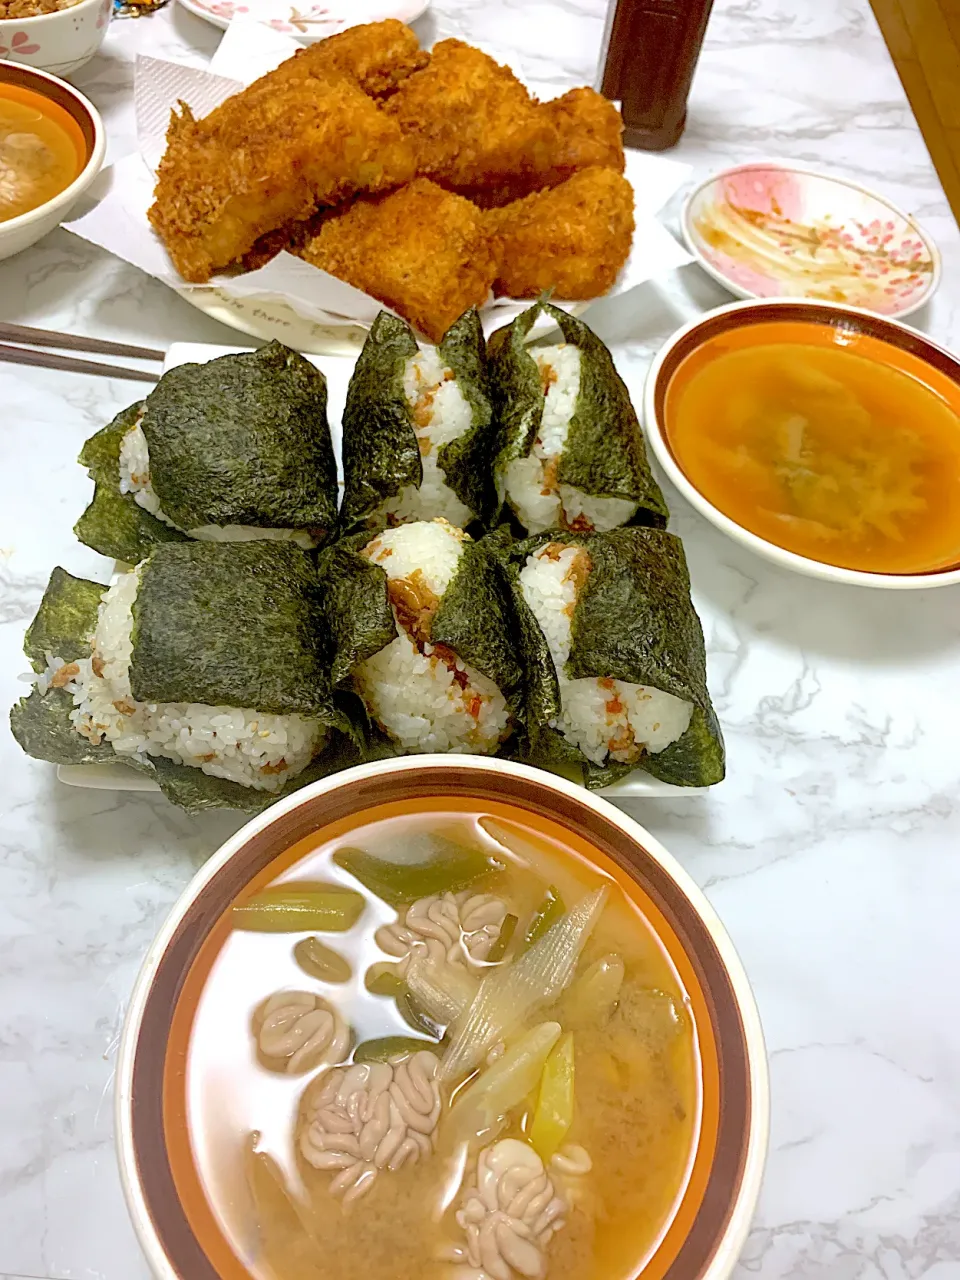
xmin=320 ymin=519 xmax=522 ymax=755
xmin=505 ymin=527 xmax=724 ymax=789
xmin=339 ymin=309 xmax=498 ymax=534
xmin=75 ymin=342 xmax=338 ymax=564
xmin=10 ymin=542 xmax=354 ymax=813
xmin=489 ymin=301 xmax=668 ymax=535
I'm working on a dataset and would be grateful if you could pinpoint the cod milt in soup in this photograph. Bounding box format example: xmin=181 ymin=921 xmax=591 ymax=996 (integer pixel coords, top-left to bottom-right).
xmin=186 ymin=810 xmax=699 ymax=1280
xmin=0 ymin=84 xmax=85 ymax=223
xmin=664 ymin=320 xmax=960 ymax=574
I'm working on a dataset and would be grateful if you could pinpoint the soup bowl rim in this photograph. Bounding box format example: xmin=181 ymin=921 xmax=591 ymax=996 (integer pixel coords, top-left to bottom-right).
xmin=0 ymin=61 xmax=106 ymax=236
xmin=643 ymin=296 xmax=960 ymax=590
xmin=115 ymin=753 xmax=769 ymax=1280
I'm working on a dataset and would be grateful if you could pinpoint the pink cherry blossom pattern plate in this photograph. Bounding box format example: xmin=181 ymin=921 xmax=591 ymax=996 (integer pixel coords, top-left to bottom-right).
xmin=175 ymin=0 xmax=427 ymax=40
xmin=681 ymin=162 xmax=940 ymax=319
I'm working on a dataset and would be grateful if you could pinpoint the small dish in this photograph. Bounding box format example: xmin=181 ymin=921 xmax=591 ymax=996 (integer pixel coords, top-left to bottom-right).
xmin=0 ymin=0 xmax=111 ymax=78
xmin=682 ymin=162 xmax=940 ymax=320
xmin=116 ymin=755 xmax=768 ymax=1280
xmin=175 ymin=0 xmax=428 ymax=40
xmin=0 ymin=62 xmax=105 ymax=259
xmin=644 ymin=298 xmax=960 ymax=589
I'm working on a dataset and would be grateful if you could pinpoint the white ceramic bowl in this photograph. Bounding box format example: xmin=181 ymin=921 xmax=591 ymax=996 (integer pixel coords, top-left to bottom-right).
xmin=0 ymin=0 xmax=110 ymax=77
xmin=644 ymin=297 xmax=960 ymax=590
xmin=0 ymin=61 xmax=105 ymax=260
xmin=116 ymin=755 xmax=769 ymax=1280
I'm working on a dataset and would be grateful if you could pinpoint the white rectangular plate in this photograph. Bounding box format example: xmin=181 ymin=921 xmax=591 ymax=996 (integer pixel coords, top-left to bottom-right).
xmin=59 ymin=342 xmax=714 ymax=804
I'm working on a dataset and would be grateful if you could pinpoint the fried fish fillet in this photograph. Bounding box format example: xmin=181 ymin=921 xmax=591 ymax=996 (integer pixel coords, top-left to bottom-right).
xmin=486 ymin=167 xmax=635 ymax=299
xmin=384 ymin=40 xmax=543 ymax=199
xmin=295 ymin=179 xmax=496 ymax=341
xmin=148 ymin=74 xmax=415 ymax=284
xmin=268 ymin=19 xmax=428 ymax=98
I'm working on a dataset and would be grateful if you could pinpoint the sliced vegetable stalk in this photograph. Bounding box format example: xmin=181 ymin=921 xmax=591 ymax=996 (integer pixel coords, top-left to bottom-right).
xmin=333 ymin=835 xmax=496 ymax=909
xmin=232 ymin=884 xmax=365 ymax=932
xmin=354 ymin=1036 xmax=442 ymax=1064
xmin=448 ymin=1022 xmax=561 ymax=1143
xmin=485 ymin=912 xmax=518 ymax=964
xmin=529 ymin=1032 xmax=575 ymax=1161
xmin=441 ymin=886 xmax=608 ymax=1082
xmin=523 ymin=886 xmax=565 ymax=950
xmin=405 ymin=955 xmax=478 ymax=1026
xmin=293 ymin=936 xmax=352 ymax=983
xmin=365 ymin=963 xmax=444 ymax=1039
xmin=560 ymin=954 xmax=624 ymax=1029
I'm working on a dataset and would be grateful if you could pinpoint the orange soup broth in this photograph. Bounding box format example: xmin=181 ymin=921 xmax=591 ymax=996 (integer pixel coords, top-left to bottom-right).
xmin=664 ymin=320 xmax=960 ymax=574
xmin=0 ymin=83 xmax=86 ymax=223
xmin=165 ymin=801 xmax=706 ymax=1280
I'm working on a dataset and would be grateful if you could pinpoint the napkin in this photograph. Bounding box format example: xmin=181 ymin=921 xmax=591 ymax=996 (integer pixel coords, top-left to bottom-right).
xmin=65 ymin=21 xmax=694 ymax=337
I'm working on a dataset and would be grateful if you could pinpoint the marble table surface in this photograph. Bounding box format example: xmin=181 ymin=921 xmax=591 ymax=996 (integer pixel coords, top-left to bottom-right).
xmin=2 ymin=1 xmax=960 ymax=1277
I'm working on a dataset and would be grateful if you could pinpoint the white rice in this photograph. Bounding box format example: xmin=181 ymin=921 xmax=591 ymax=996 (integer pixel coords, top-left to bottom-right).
xmin=380 ymin=348 xmax=476 ymax=528
xmin=118 ymin=420 xmax=318 ymax=549
xmin=519 ymin=543 xmax=692 ymax=767
xmin=41 ymin=569 xmax=326 ymax=792
xmin=355 ymin=520 xmax=510 ymax=754
xmin=503 ymin=345 xmax=639 ymax=534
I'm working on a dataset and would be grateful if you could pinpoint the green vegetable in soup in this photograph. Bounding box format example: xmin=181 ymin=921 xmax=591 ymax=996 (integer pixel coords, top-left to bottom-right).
xmin=561 ymin=953 xmax=625 ymax=1029
xmin=353 ymin=1037 xmax=443 ymax=1064
xmin=529 ymin=1032 xmax=575 ymax=1160
xmin=294 ymin=937 xmax=352 ymax=983
xmin=232 ymin=884 xmax=365 ymax=932
xmin=397 ymin=988 xmax=443 ymax=1040
xmin=448 ymin=1022 xmax=561 ymax=1141
xmin=485 ymin=913 xmax=518 ymax=964
xmin=333 ymin=835 xmax=497 ymax=908
xmin=523 ymin=887 xmax=565 ymax=950
xmin=365 ymin=965 xmax=405 ymax=997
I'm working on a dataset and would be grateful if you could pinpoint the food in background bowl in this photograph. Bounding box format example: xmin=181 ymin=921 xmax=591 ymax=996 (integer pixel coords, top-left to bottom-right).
xmin=0 ymin=0 xmax=111 ymax=78
xmin=644 ymin=299 xmax=960 ymax=589
xmin=115 ymin=758 xmax=768 ymax=1280
xmin=0 ymin=63 xmax=104 ymax=258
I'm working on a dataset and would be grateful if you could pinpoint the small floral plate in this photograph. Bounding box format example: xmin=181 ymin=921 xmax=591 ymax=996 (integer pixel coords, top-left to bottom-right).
xmin=175 ymin=0 xmax=427 ymax=39
xmin=681 ymin=162 xmax=940 ymax=319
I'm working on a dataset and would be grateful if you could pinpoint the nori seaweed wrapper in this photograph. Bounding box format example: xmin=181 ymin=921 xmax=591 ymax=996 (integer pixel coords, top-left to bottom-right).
xmin=340 ymin=310 xmax=498 ymax=532
xmin=503 ymin=527 xmax=724 ymax=788
xmin=488 ymin=301 xmax=668 ymax=530
xmin=75 ymin=402 xmax=189 ymax=564
xmin=139 ymin=342 xmax=337 ymax=535
xmin=129 ymin=540 xmax=336 ymax=715
xmin=318 ymin=529 xmax=524 ymax=749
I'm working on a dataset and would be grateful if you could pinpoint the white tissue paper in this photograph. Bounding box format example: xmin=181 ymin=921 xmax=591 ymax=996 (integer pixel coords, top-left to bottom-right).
xmin=65 ymin=20 xmax=694 ymax=344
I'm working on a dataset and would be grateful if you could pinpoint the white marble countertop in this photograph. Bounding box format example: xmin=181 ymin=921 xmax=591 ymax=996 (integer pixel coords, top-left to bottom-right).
xmin=2 ymin=2 xmax=960 ymax=1277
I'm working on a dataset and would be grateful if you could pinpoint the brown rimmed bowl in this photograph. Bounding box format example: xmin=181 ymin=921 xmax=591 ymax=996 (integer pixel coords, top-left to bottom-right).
xmin=643 ymin=298 xmax=960 ymax=590
xmin=115 ymin=755 xmax=769 ymax=1280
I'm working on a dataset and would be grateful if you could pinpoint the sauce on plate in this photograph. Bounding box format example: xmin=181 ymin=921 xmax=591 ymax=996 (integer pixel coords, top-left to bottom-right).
xmin=0 ymin=84 xmax=86 ymax=224
xmin=664 ymin=319 xmax=960 ymax=574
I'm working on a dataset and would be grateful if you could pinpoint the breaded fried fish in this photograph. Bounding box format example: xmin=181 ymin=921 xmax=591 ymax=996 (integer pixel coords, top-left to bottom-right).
xmin=486 ymin=167 xmax=635 ymax=299
xmin=148 ymin=75 xmax=415 ymax=284
xmin=295 ymin=179 xmax=496 ymax=342
xmin=384 ymin=40 xmax=544 ymax=199
xmin=269 ymin=19 xmax=428 ymax=99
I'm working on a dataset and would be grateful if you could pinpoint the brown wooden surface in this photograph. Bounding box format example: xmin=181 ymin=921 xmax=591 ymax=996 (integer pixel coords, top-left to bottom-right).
xmin=871 ymin=0 xmax=960 ymax=223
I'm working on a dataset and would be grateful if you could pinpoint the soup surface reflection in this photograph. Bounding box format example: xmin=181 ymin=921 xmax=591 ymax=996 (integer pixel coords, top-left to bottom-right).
xmin=181 ymin=808 xmax=700 ymax=1280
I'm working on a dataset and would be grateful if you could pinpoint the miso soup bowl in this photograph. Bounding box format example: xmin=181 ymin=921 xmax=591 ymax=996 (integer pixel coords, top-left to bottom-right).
xmin=116 ymin=755 xmax=769 ymax=1280
xmin=644 ymin=297 xmax=960 ymax=590
xmin=0 ymin=62 xmax=105 ymax=259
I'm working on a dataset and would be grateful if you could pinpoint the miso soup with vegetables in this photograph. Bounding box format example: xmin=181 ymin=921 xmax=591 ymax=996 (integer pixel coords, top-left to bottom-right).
xmin=180 ymin=806 xmax=699 ymax=1280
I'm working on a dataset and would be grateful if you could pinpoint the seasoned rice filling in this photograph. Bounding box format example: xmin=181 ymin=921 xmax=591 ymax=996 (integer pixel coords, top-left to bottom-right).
xmin=355 ymin=520 xmax=511 ymax=754
xmin=504 ymin=344 xmax=639 ymax=535
xmin=380 ymin=348 xmax=476 ymax=528
xmin=39 ymin=569 xmax=326 ymax=792
xmin=519 ymin=542 xmax=692 ymax=765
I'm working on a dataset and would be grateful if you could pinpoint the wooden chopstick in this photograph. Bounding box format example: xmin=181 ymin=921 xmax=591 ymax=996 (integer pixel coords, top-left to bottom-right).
xmin=0 ymin=322 xmax=165 ymax=362
xmin=0 ymin=342 xmax=161 ymax=383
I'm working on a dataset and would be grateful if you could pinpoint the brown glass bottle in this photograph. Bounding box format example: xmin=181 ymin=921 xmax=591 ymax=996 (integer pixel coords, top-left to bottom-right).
xmin=598 ymin=0 xmax=714 ymax=150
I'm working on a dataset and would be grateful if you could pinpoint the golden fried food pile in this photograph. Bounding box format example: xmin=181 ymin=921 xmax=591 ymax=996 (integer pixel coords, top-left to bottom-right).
xmin=148 ymin=21 xmax=633 ymax=340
